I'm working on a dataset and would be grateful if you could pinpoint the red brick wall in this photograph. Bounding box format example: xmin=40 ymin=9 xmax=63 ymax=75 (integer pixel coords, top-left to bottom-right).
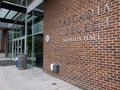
xmin=44 ymin=0 xmax=120 ymax=90
xmin=1 ymin=30 xmax=6 ymax=52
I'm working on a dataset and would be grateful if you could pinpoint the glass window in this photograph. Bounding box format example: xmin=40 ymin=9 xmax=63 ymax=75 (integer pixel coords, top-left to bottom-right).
xmin=7 ymin=41 xmax=12 ymax=57
xmin=34 ymin=34 xmax=43 ymax=55
xmin=27 ymin=16 xmax=37 ymax=22
xmin=27 ymin=36 xmax=32 ymax=57
xmin=0 ymin=8 xmax=9 ymax=18
xmin=27 ymin=25 xmax=32 ymax=35
xmin=33 ymin=20 xmax=43 ymax=34
xmin=8 ymin=30 xmax=12 ymax=40
xmin=10 ymin=24 xmax=25 ymax=39
xmin=21 ymin=26 xmax=25 ymax=36
xmin=22 ymin=39 xmax=25 ymax=53
xmin=13 ymin=13 xmax=22 ymax=20
xmin=17 ymin=14 xmax=31 ymax=21
xmin=6 ymin=10 xmax=18 ymax=19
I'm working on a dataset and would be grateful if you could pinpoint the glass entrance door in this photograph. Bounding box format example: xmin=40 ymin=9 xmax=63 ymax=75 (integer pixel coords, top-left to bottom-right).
xmin=13 ymin=37 xmax=25 ymax=57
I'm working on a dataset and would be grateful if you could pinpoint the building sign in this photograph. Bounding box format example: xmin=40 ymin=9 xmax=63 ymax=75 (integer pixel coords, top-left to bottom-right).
xmin=63 ymin=34 xmax=100 ymax=42
xmin=58 ymin=3 xmax=112 ymax=43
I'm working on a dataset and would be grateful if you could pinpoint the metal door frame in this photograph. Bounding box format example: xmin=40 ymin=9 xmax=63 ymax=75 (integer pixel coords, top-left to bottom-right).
xmin=12 ymin=36 xmax=25 ymax=58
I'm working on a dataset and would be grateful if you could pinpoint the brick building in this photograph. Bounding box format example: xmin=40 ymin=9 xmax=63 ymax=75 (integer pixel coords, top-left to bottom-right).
xmin=44 ymin=0 xmax=120 ymax=90
xmin=0 ymin=0 xmax=119 ymax=90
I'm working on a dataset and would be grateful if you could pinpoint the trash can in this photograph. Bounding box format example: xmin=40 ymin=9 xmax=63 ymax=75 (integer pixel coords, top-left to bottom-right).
xmin=18 ymin=54 xmax=27 ymax=70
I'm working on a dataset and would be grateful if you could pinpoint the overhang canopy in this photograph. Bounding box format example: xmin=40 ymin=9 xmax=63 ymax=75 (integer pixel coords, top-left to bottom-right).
xmin=0 ymin=1 xmax=26 ymax=13
xmin=0 ymin=1 xmax=26 ymax=25
xmin=0 ymin=0 xmax=44 ymax=28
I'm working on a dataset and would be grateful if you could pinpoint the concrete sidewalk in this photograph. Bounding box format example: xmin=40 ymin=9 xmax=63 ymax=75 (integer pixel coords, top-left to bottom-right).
xmin=0 ymin=65 xmax=82 ymax=90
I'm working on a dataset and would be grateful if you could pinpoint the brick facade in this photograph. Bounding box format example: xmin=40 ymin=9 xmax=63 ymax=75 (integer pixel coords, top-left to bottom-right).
xmin=1 ymin=30 xmax=6 ymax=53
xmin=44 ymin=0 xmax=120 ymax=90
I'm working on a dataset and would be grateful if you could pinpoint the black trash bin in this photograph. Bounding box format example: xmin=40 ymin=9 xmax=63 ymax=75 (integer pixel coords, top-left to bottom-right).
xmin=18 ymin=54 xmax=27 ymax=70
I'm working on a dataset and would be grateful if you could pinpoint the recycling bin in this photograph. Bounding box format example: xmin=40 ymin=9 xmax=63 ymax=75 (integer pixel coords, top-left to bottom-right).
xmin=18 ymin=54 xmax=27 ymax=70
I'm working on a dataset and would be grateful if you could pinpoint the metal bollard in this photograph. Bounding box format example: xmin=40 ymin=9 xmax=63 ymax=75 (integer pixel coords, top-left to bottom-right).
xmin=15 ymin=55 xmax=18 ymax=68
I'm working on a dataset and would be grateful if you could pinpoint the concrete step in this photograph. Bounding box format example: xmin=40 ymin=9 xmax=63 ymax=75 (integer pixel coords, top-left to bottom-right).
xmin=0 ymin=53 xmax=5 ymax=58
xmin=0 ymin=58 xmax=12 ymax=61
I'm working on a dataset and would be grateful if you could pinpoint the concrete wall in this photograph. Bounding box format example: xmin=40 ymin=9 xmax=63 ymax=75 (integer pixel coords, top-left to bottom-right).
xmin=44 ymin=0 xmax=120 ymax=90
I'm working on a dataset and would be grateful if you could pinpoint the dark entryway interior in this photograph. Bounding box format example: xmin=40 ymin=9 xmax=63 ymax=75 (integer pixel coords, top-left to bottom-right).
xmin=27 ymin=34 xmax=43 ymax=68
xmin=36 ymin=53 xmax=43 ymax=67
xmin=35 ymin=34 xmax=43 ymax=67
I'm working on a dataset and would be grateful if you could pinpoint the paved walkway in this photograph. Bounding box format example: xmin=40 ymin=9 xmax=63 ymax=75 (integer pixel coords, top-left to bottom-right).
xmin=0 ymin=65 xmax=82 ymax=90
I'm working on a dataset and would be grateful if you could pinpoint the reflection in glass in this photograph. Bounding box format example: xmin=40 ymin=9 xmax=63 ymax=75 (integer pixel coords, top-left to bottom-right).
xmin=33 ymin=20 xmax=43 ymax=34
xmin=0 ymin=8 xmax=9 ymax=18
xmin=27 ymin=36 xmax=32 ymax=64
xmin=22 ymin=39 xmax=25 ymax=53
xmin=15 ymin=41 xmax=17 ymax=55
xmin=7 ymin=41 xmax=12 ymax=57
xmin=33 ymin=34 xmax=43 ymax=67
xmin=27 ymin=36 xmax=32 ymax=57
xmin=6 ymin=10 xmax=18 ymax=19
xmin=34 ymin=34 xmax=43 ymax=56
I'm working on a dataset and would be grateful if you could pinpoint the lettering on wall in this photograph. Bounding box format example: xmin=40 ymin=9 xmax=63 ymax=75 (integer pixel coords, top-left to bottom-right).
xmin=58 ymin=3 xmax=112 ymax=43
xmin=63 ymin=33 xmax=100 ymax=42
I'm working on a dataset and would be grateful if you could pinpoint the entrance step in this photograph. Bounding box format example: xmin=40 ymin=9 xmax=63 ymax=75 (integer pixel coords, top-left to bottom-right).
xmin=0 ymin=60 xmax=15 ymax=66
xmin=0 ymin=53 xmax=5 ymax=58
xmin=0 ymin=58 xmax=12 ymax=61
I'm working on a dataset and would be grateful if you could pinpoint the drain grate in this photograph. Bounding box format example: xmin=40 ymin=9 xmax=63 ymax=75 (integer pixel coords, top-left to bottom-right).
xmin=52 ymin=83 xmax=57 ymax=85
xmin=0 ymin=60 xmax=15 ymax=66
